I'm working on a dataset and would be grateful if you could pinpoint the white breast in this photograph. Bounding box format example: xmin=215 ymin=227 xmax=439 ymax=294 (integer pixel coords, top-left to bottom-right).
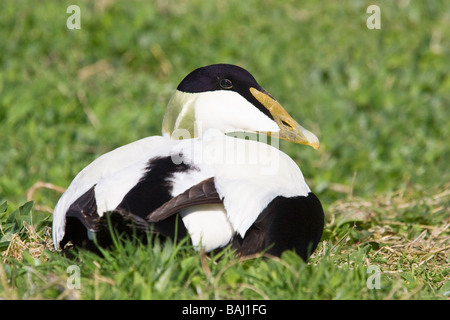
xmin=173 ymin=131 xmax=310 ymax=239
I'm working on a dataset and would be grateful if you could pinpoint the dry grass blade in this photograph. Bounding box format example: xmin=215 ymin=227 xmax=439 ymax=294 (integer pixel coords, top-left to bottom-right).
xmin=2 ymin=224 xmax=53 ymax=263
xmin=26 ymin=181 xmax=66 ymax=214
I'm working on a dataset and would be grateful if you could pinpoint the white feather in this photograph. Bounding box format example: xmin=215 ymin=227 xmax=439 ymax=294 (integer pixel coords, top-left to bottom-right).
xmin=192 ymin=132 xmax=310 ymax=237
xmin=163 ymin=132 xmax=309 ymax=241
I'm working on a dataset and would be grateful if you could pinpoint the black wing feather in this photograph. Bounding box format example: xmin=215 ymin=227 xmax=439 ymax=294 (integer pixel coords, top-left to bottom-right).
xmin=147 ymin=177 xmax=222 ymax=222
xmin=65 ymin=185 xmax=99 ymax=231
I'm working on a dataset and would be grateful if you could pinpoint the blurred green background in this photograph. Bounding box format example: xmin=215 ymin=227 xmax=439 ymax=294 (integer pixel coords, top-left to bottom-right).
xmin=1 ymin=0 xmax=449 ymax=210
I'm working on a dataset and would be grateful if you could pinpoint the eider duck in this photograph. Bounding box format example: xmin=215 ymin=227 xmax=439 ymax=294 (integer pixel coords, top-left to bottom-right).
xmin=52 ymin=64 xmax=324 ymax=260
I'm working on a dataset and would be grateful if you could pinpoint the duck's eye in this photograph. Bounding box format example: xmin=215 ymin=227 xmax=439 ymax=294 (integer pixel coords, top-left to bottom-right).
xmin=219 ymin=79 xmax=233 ymax=89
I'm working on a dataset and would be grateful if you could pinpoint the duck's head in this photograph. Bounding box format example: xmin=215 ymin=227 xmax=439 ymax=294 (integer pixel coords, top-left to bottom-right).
xmin=162 ymin=64 xmax=319 ymax=149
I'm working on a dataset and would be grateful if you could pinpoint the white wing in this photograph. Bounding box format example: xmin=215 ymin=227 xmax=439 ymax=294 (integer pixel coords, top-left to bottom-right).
xmin=52 ymin=136 xmax=168 ymax=248
xmin=195 ymin=132 xmax=310 ymax=237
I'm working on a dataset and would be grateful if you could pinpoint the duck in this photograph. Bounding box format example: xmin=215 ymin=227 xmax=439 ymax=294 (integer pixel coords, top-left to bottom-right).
xmin=52 ymin=64 xmax=324 ymax=260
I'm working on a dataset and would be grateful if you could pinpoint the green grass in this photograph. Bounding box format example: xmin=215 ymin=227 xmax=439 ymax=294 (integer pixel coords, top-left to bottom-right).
xmin=1 ymin=0 xmax=449 ymax=299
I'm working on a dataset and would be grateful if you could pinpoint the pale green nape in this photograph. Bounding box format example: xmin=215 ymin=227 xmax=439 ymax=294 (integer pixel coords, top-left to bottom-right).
xmin=162 ymin=90 xmax=197 ymax=139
